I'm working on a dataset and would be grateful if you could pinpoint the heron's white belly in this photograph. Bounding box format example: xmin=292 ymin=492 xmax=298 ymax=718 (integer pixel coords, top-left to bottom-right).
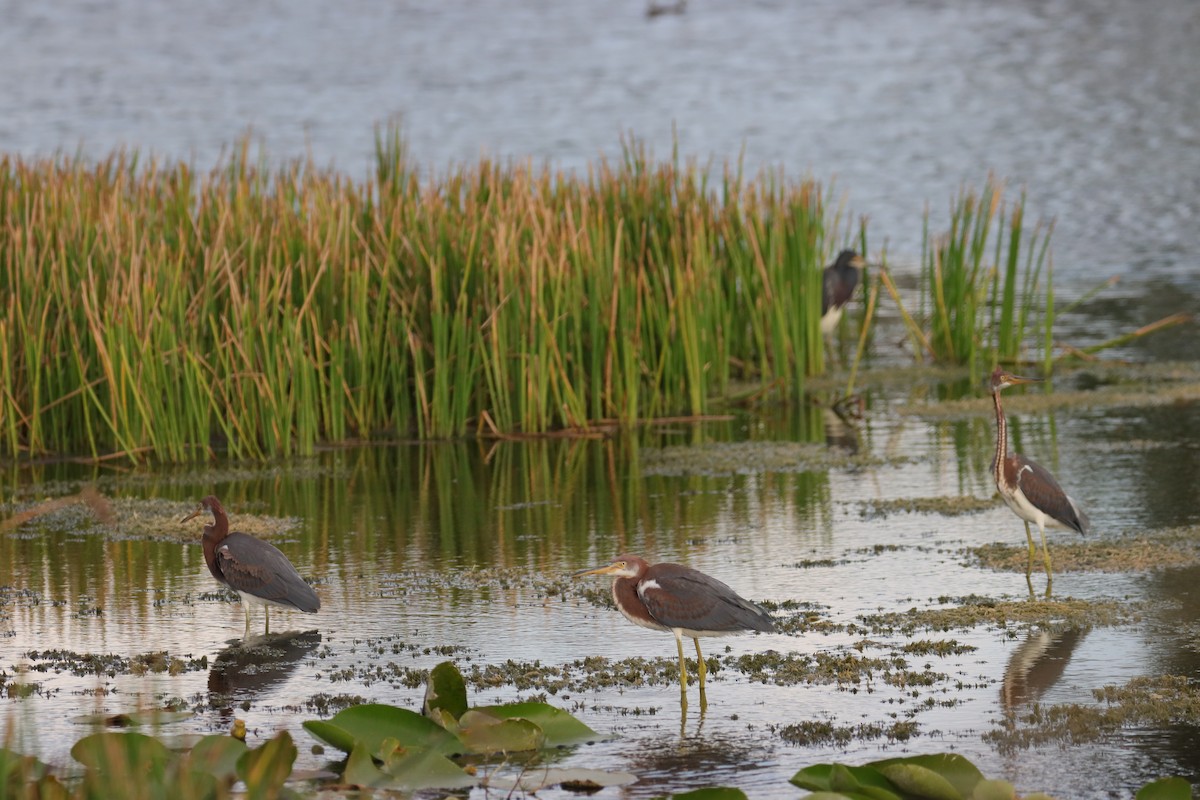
xmin=236 ymin=590 xmax=295 ymax=610
xmin=1002 ymin=488 xmax=1067 ymax=530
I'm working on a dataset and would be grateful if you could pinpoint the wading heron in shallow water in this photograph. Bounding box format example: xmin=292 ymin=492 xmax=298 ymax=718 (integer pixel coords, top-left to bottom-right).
xmin=574 ymin=554 xmax=774 ymax=708
xmin=820 ymin=249 xmax=867 ymax=335
xmin=182 ymin=495 xmax=320 ymax=639
xmin=990 ymin=367 xmax=1090 ymax=590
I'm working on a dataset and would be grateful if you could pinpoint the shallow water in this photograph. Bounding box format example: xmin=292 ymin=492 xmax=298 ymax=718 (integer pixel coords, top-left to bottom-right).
xmin=2 ymin=0 xmax=1199 ymax=290
xmin=3 ymin=368 xmax=1200 ymax=797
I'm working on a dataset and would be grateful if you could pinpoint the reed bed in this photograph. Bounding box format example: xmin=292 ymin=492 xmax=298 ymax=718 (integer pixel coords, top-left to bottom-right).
xmin=0 ymin=135 xmax=844 ymax=461
xmin=883 ymin=178 xmax=1053 ymax=377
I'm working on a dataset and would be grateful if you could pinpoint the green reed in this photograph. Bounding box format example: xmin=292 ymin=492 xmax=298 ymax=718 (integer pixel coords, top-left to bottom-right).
xmin=897 ymin=178 xmax=1053 ymax=375
xmin=0 ymin=134 xmax=842 ymax=462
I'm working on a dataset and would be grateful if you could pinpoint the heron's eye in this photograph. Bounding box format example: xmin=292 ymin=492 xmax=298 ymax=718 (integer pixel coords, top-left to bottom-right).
xmin=616 ymin=561 xmax=626 ymax=568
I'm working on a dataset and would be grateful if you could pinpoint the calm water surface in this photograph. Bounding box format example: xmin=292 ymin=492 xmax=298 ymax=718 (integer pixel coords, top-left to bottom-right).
xmin=2 ymin=0 xmax=1199 ymax=291
xmin=3 ymin=369 xmax=1200 ymax=797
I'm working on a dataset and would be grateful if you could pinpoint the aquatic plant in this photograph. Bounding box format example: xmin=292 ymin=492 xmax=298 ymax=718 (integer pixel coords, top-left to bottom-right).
xmin=791 ymin=752 xmax=1192 ymax=800
xmin=301 ymin=660 xmax=619 ymax=791
xmin=0 ymin=134 xmax=849 ymax=461
xmin=882 ymin=178 xmax=1054 ymax=376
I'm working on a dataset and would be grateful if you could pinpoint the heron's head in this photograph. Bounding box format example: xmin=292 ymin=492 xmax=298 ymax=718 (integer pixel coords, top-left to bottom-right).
xmin=989 ymin=366 xmax=1040 ymax=394
xmin=572 ymin=554 xmax=645 ymax=580
xmin=833 ymin=250 xmax=866 ymax=271
xmin=181 ymin=495 xmax=221 ymax=524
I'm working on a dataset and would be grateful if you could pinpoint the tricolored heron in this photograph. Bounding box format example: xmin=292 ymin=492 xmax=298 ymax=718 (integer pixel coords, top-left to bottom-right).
xmin=989 ymin=367 xmax=1090 ymax=586
xmin=181 ymin=495 xmax=320 ymax=639
xmin=820 ymin=249 xmax=867 ymax=335
xmin=574 ymin=554 xmax=774 ymax=708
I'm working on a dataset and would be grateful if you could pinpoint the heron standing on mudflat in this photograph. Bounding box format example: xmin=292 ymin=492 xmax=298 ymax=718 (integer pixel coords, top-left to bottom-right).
xmin=574 ymin=554 xmax=774 ymax=709
xmin=182 ymin=495 xmax=320 ymax=639
xmin=989 ymin=367 xmax=1090 ymax=590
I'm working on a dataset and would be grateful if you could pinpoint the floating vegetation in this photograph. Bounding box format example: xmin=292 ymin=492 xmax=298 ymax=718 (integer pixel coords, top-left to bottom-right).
xmin=774 ymin=718 xmax=920 ymax=746
xmin=854 ymin=596 xmax=1133 ymax=637
xmin=858 ymin=495 xmax=999 ymax=519
xmin=984 ymin=674 xmax=1200 ymax=756
xmin=638 ymin=440 xmax=869 ymax=477
xmin=0 ymin=496 xmax=299 ymax=542
xmin=20 ymin=649 xmax=209 ymax=678
xmin=973 ymin=531 xmax=1200 ymax=573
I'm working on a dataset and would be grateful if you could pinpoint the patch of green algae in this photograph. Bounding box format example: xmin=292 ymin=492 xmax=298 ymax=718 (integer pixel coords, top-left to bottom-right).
xmin=855 ymin=596 xmax=1134 ymax=637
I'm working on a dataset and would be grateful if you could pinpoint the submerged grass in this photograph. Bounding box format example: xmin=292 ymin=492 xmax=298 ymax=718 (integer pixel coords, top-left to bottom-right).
xmin=0 ymin=133 xmax=848 ymax=462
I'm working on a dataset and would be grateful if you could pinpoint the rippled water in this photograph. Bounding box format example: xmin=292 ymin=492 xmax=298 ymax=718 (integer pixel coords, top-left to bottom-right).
xmin=3 ymin=370 xmax=1200 ymax=797
xmin=2 ymin=0 xmax=1199 ymax=289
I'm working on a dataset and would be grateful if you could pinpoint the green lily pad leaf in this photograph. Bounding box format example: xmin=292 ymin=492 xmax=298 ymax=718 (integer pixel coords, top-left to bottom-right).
xmin=71 ymin=731 xmax=174 ymax=772
xmin=828 ymin=763 xmax=903 ymax=800
xmin=457 ymin=710 xmax=544 ymax=754
xmin=485 ymin=767 xmax=637 ymax=792
xmin=474 ymin=702 xmax=600 ymax=747
xmin=876 ymin=764 xmax=962 ymax=800
xmin=380 ymin=739 xmax=477 ymax=790
xmin=424 ymin=661 xmax=468 ymax=721
xmin=792 ymin=763 xmax=895 ymax=796
xmin=302 ymin=704 xmax=461 ymax=757
xmin=666 ymin=789 xmax=751 ymax=800
xmin=969 ymin=778 xmax=1016 ymax=800
xmin=342 ymin=742 xmax=475 ymax=791
xmin=0 ymin=746 xmax=52 ymax=783
xmin=236 ymin=731 xmax=296 ymax=799
xmin=186 ymin=735 xmax=249 ymax=780
xmin=1136 ymin=777 xmax=1193 ymax=800
xmin=872 ymin=754 xmax=983 ymax=799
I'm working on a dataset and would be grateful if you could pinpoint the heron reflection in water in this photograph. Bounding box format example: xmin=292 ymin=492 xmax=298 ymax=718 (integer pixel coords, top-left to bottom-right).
xmin=574 ymin=554 xmax=774 ymax=710
xmin=208 ymin=630 xmax=323 ymax=699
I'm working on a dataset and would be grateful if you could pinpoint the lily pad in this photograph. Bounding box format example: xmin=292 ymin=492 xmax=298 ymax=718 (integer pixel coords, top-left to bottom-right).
xmin=665 ymin=789 xmax=751 ymax=800
xmin=457 ymin=710 xmax=544 ymax=754
xmin=1136 ymin=777 xmax=1193 ymax=800
xmin=424 ymin=661 xmax=468 ymax=720
xmin=186 ymin=735 xmax=248 ymax=780
xmin=792 ymin=763 xmax=901 ymax=799
xmin=474 ymin=701 xmax=600 ymax=747
xmin=343 ymin=741 xmax=475 ymax=791
xmin=870 ymin=754 xmax=984 ymax=799
xmin=302 ymin=704 xmax=461 ymax=757
xmin=236 ymin=731 xmax=296 ymax=798
xmin=0 ymin=747 xmax=52 ymax=783
xmin=71 ymin=731 xmax=173 ymax=772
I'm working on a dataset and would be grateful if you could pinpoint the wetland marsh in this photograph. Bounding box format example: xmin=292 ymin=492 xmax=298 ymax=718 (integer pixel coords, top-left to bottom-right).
xmin=3 ymin=361 xmax=1199 ymax=797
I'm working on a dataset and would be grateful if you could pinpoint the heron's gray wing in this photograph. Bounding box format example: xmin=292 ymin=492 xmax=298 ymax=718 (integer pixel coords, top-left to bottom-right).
xmin=1010 ymin=454 xmax=1090 ymax=534
xmin=217 ymin=533 xmax=321 ymax=612
xmin=639 ymin=564 xmax=774 ymax=633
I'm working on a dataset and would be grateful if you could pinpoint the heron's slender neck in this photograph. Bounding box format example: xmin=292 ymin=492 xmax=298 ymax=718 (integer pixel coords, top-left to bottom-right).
xmin=201 ymin=503 xmax=230 ymax=582
xmin=992 ymin=389 xmax=1009 ymax=490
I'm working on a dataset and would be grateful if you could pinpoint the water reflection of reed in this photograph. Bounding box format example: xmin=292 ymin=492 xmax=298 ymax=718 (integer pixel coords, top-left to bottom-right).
xmin=208 ymin=630 xmax=322 ymax=700
xmin=1000 ymin=628 xmax=1086 ymax=709
xmin=0 ymin=427 xmax=835 ymax=621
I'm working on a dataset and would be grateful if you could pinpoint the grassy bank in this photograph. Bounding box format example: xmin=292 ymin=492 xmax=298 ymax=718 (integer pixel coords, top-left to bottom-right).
xmin=0 ymin=134 xmax=850 ymax=461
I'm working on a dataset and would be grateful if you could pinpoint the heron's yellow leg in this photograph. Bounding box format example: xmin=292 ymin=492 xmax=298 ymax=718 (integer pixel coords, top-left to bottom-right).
xmin=694 ymin=639 xmax=709 ymax=711
xmin=1037 ymin=522 xmax=1053 ymax=579
xmin=242 ymin=606 xmax=252 ymax=640
xmin=674 ymin=630 xmax=689 ymax=706
xmin=264 ymin=606 xmax=271 ymax=636
xmin=1023 ymin=521 xmax=1037 ymax=577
